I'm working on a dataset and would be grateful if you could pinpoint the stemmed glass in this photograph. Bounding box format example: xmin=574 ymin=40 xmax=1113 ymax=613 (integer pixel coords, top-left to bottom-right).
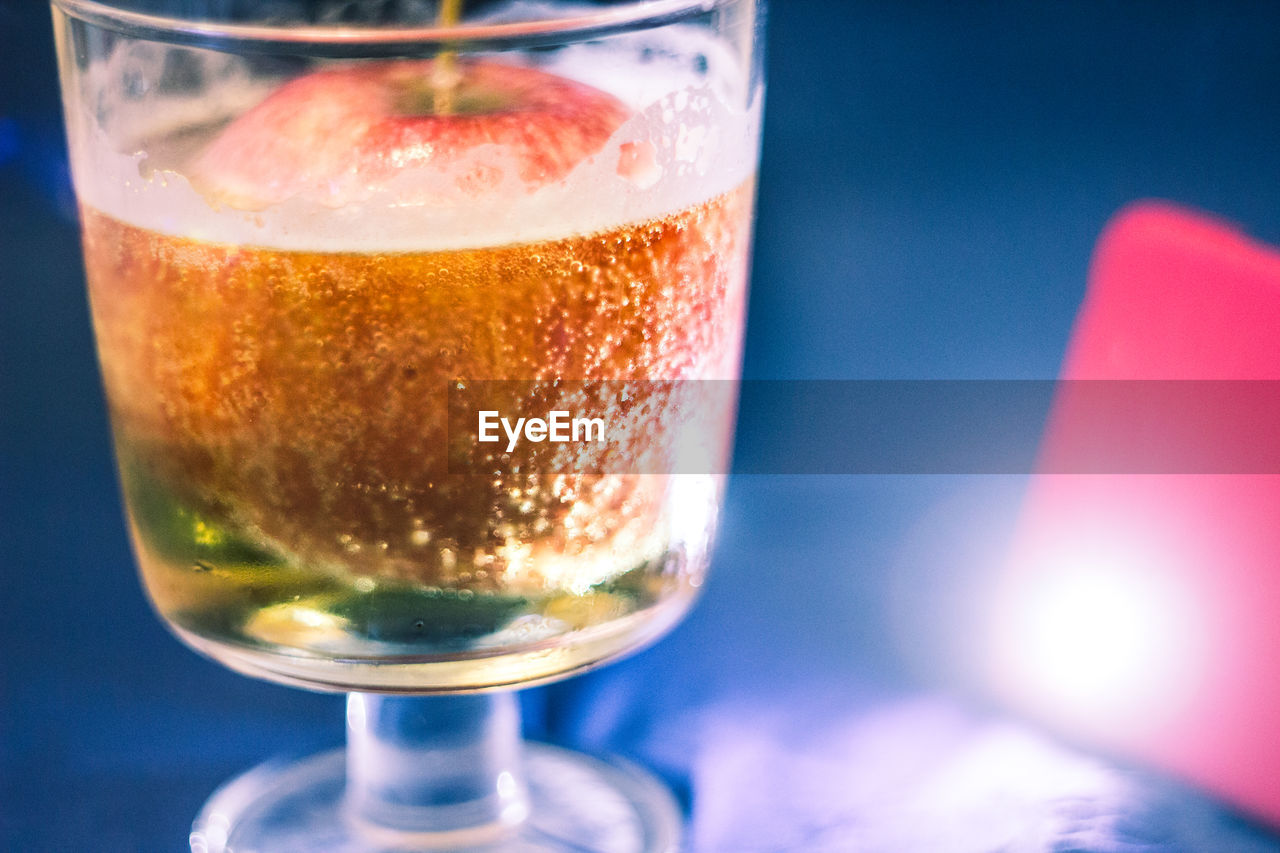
xmin=51 ymin=0 xmax=762 ymax=850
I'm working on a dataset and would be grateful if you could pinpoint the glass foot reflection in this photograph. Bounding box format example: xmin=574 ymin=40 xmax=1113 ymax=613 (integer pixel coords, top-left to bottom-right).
xmin=191 ymin=742 xmax=681 ymax=853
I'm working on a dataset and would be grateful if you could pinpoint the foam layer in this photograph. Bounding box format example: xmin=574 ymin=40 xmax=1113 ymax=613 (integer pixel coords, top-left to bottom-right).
xmin=68 ymin=23 xmax=761 ymax=252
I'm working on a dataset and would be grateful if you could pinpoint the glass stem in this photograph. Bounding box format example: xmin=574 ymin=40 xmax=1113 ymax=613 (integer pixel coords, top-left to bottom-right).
xmin=345 ymin=692 xmax=529 ymax=840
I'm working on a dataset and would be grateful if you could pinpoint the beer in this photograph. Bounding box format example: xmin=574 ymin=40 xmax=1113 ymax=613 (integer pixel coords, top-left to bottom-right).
xmin=83 ymin=175 xmax=752 ymax=690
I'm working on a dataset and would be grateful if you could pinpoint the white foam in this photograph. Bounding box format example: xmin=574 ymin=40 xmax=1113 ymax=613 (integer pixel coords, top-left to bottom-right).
xmin=67 ymin=22 xmax=761 ymax=252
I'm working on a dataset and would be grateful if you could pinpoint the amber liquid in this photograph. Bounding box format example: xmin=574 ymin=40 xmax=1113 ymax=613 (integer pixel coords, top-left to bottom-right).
xmin=83 ymin=184 xmax=752 ymax=691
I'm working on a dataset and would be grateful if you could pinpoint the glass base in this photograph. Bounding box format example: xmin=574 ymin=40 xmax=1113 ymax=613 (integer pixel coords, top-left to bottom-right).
xmin=190 ymin=743 xmax=681 ymax=853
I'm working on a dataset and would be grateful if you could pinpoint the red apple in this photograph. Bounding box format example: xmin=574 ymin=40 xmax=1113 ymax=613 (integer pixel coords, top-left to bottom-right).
xmin=190 ymin=59 xmax=632 ymax=209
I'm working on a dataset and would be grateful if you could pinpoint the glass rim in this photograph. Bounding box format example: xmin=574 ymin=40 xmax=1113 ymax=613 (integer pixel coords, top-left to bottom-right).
xmin=50 ymin=0 xmax=725 ymax=53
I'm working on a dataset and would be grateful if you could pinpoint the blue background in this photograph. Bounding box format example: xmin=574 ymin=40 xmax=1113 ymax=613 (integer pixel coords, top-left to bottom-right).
xmin=5 ymin=1 xmax=1280 ymax=850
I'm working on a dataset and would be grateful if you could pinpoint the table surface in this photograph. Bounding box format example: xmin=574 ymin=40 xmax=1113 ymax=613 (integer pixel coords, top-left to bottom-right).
xmin=5 ymin=2 xmax=1280 ymax=850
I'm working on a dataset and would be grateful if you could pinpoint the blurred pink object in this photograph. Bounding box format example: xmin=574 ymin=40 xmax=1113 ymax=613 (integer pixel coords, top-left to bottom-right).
xmin=989 ymin=202 xmax=1280 ymax=827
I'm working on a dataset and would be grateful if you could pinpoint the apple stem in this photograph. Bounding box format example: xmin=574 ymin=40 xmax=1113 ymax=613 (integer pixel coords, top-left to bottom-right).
xmin=433 ymin=0 xmax=464 ymax=115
